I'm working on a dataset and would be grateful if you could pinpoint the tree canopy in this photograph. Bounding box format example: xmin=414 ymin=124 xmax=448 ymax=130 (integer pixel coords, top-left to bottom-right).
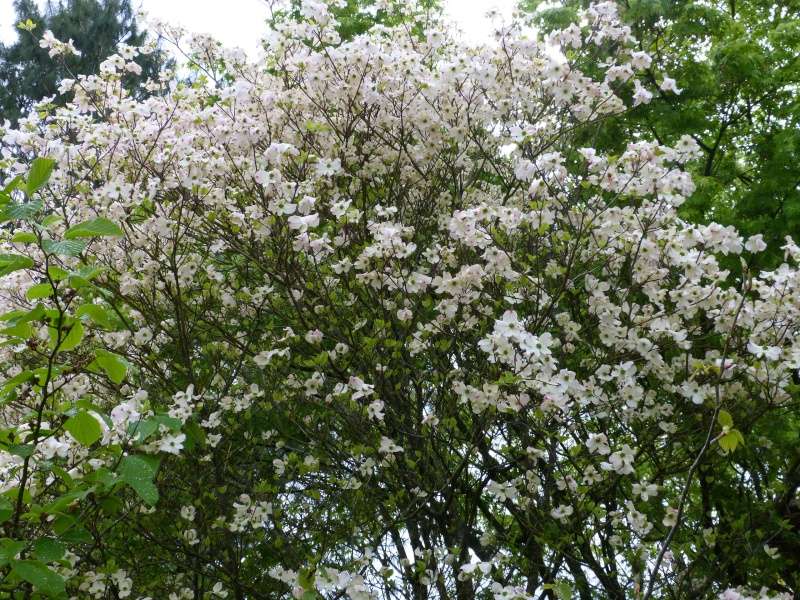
xmin=0 ymin=1 xmax=798 ymax=600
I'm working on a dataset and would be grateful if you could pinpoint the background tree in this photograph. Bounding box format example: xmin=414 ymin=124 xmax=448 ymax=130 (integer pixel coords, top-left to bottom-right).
xmin=0 ymin=0 xmax=165 ymax=124
xmin=522 ymin=0 xmax=800 ymax=268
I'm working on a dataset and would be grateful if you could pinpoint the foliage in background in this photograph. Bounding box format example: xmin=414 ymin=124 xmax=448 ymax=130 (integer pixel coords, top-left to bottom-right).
xmin=0 ymin=0 xmax=167 ymax=124
xmin=523 ymin=0 xmax=800 ymax=268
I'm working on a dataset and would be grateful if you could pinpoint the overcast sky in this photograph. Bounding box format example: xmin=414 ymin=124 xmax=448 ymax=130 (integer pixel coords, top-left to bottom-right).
xmin=1 ymin=0 xmax=516 ymax=55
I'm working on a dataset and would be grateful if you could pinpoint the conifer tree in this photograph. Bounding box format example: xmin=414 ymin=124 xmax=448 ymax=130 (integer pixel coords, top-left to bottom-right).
xmin=0 ymin=0 xmax=165 ymax=124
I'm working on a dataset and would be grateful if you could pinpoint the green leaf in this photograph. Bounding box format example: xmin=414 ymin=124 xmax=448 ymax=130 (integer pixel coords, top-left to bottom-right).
xmin=0 ymin=496 xmax=13 ymax=523
xmin=71 ymin=265 xmax=104 ymax=281
xmin=32 ymin=539 xmax=65 ymax=563
xmin=94 ymin=349 xmax=127 ymax=383
xmin=47 ymin=266 xmax=69 ymax=281
xmin=9 ymin=444 xmax=34 ymax=458
xmin=1 ymin=371 xmax=33 ymax=398
xmin=25 ymin=283 xmax=54 ymax=301
xmin=1 ymin=321 xmax=31 ymax=339
xmin=26 ymin=158 xmax=56 ymax=196
xmin=12 ymin=559 xmax=65 ymax=597
xmin=0 ymin=253 xmax=34 ymax=277
xmin=717 ymin=410 xmax=733 ymax=429
xmin=76 ymin=304 xmax=115 ymax=329
xmin=129 ymin=417 xmax=158 ymax=442
xmin=543 ymin=581 xmax=573 ymax=600
xmin=41 ymin=239 xmax=86 ymax=257
xmin=41 ymin=214 xmax=62 ymax=229
xmin=45 ymin=489 xmax=90 ymax=514
xmin=0 ymin=306 xmax=45 ymax=341
xmin=153 ymin=414 xmax=181 ymax=431
xmin=118 ymin=455 xmax=159 ymax=506
xmin=55 ymin=321 xmax=83 ymax=352
xmin=3 ymin=175 xmax=24 ymax=195
xmin=67 ymin=265 xmax=106 ymax=290
xmin=64 ymin=217 xmax=123 ymax=239
xmin=63 ymin=411 xmax=102 ymax=446
xmin=59 ymin=524 xmax=91 ymax=544
xmin=11 ymin=231 xmax=37 ymax=243
xmin=0 ymin=201 xmax=43 ymax=223
xmin=0 ymin=539 xmax=26 ymax=567
xmin=719 ymin=428 xmax=745 ymax=454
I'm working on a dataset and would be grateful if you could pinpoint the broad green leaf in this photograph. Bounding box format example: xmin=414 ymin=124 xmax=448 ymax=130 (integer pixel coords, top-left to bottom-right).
xmin=54 ymin=321 xmax=83 ymax=352
xmin=0 ymin=371 xmax=33 ymax=398
xmin=11 ymin=231 xmax=37 ymax=243
xmin=118 ymin=455 xmax=159 ymax=506
xmin=25 ymin=283 xmax=54 ymax=301
xmin=129 ymin=417 xmax=159 ymax=442
xmin=12 ymin=559 xmax=66 ymax=597
xmin=76 ymin=304 xmax=115 ymax=329
xmin=95 ymin=349 xmax=127 ymax=383
xmin=717 ymin=410 xmax=733 ymax=429
xmin=9 ymin=444 xmax=34 ymax=458
xmin=32 ymin=539 xmax=65 ymax=563
xmin=99 ymin=495 xmax=123 ymax=515
xmin=34 ymin=364 xmax=65 ymax=386
xmin=543 ymin=582 xmax=573 ymax=600
xmin=0 ymin=539 xmax=26 ymax=566
xmin=49 ymin=465 xmax=73 ymax=486
xmin=41 ymin=214 xmax=63 ymax=229
xmin=0 ymin=200 xmax=43 ymax=223
xmin=0 ymin=306 xmax=45 ymax=343
xmin=3 ymin=175 xmax=24 ymax=194
xmin=64 ymin=217 xmax=123 ymax=239
xmin=0 ymin=253 xmax=34 ymax=277
xmin=554 ymin=582 xmax=573 ymax=600
xmin=1 ymin=321 xmax=31 ymax=339
xmin=41 ymin=239 xmax=86 ymax=257
xmin=60 ymin=525 xmax=92 ymax=544
xmin=45 ymin=489 xmax=90 ymax=514
xmin=63 ymin=411 xmax=102 ymax=446
xmin=47 ymin=266 xmax=69 ymax=281
xmin=26 ymin=157 xmax=56 ymax=196
xmin=0 ymin=310 xmax=26 ymax=323
xmin=68 ymin=265 xmax=105 ymax=290
xmin=153 ymin=414 xmax=181 ymax=431
xmin=0 ymin=496 xmax=13 ymax=523
xmin=71 ymin=265 xmax=104 ymax=281
xmin=86 ymin=467 xmax=116 ymax=488
xmin=719 ymin=429 xmax=745 ymax=454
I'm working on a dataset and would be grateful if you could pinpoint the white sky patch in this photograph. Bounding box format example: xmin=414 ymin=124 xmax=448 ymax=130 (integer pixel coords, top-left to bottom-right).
xmin=442 ymin=0 xmax=516 ymax=44
xmin=136 ymin=0 xmax=268 ymax=57
xmin=0 ymin=0 xmax=17 ymax=44
xmin=1 ymin=0 xmax=515 ymax=53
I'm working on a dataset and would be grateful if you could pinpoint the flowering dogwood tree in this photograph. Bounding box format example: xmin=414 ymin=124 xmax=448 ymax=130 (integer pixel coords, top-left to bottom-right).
xmin=0 ymin=1 xmax=799 ymax=598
